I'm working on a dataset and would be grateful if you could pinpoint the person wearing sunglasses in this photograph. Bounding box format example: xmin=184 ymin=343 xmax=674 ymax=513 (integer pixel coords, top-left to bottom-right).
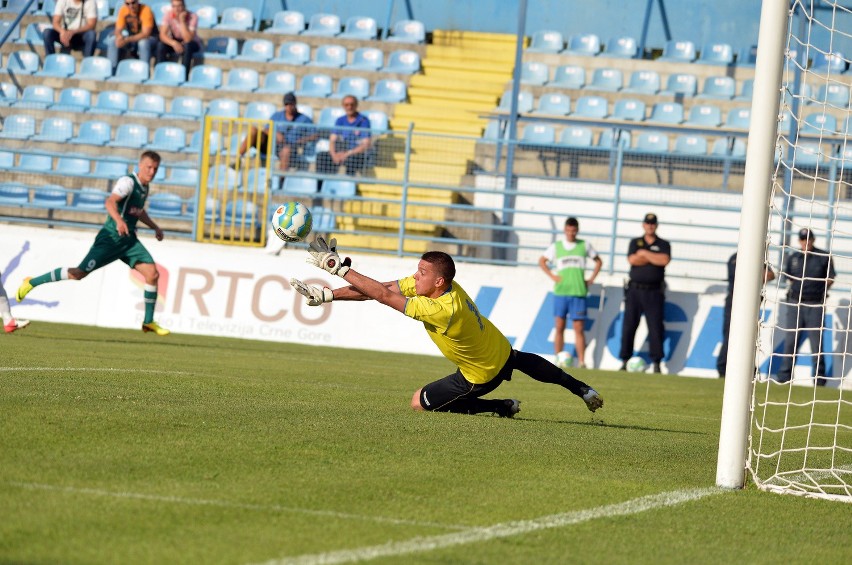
xmin=107 ymin=0 xmax=158 ymax=73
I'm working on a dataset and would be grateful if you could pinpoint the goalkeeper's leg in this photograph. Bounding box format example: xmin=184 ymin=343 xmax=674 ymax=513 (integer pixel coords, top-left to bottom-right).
xmin=511 ymin=349 xmax=603 ymax=412
xmin=413 ymin=368 xmax=517 ymax=417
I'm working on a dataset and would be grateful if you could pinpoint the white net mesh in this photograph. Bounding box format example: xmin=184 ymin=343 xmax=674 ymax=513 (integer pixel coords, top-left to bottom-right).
xmin=750 ymin=0 xmax=852 ymax=502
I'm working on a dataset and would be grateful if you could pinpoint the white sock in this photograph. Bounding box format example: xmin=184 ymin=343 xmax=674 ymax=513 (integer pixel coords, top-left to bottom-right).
xmin=0 ymin=293 xmax=12 ymax=324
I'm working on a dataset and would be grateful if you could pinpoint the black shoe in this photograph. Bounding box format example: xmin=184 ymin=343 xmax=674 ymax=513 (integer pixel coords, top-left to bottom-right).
xmin=653 ymin=362 xmax=661 ymax=373
xmin=816 ymin=377 xmax=827 ymax=387
xmin=579 ymin=386 xmax=603 ymax=412
xmin=495 ymin=399 xmax=521 ymax=418
xmin=619 ymin=361 xmax=628 ymax=371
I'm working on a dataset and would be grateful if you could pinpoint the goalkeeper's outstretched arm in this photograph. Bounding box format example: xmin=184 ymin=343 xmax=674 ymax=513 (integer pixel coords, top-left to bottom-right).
xmin=332 ymin=281 xmax=399 ymax=302
xmin=340 ymin=270 xmax=407 ymax=312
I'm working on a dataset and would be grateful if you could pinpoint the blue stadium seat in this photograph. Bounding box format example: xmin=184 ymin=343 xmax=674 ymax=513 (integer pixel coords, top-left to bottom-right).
xmin=206 ymin=98 xmax=240 ymax=119
xmin=600 ymin=36 xmax=638 ymax=58
xmin=0 ymin=20 xmax=20 ymax=44
xmin=303 ymin=13 xmax=341 ymax=36
xmin=32 ymin=186 xmax=69 ymax=208
xmin=167 ymin=167 xmax=199 ymax=186
xmin=793 ymin=142 xmax=826 ymax=166
xmin=365 ymin=110 xmax=389 ymax=132
xmin=32 ymin=116 xmax=74 ymax=142
xmin=223 ymin=201 xmax=258 ymax=231
xmin=696 ymin=43 xmax=734 ymax=66
xmin=498 ymin=89 xmax=533 ymax=113
xmin=562 ymin=33 xmax=600 ymax=56
xmin=685 ymin=104 xmax=722 ymax=127
xmin=674 ymin=134 xmax=709 ymax=155
xmin=257 ymin=70 xmax=296 ymax=94
xmin=148 ymin=192 xmax=184 ymax=216
xmin=71 ymin=120 xmax=112 ymax=145
xmin=109 ymin=59 xmax=149 ymax=83
xmin=735 ymin=78 xmax=754 ymax=101
xmin=533 ymin=92 xmax=570 ymax=116
xmin=2 ymin=51 xmax=40 ymax=74
xmin=482 ymin=120 xmax=507 ymax=141
xmin=236 ymin=38 xmax=275 ymax=62
xmin=586 ymin=67 xmax=623 ymax=91
xmin=600 ymin=130 xmax=633 ymax=150
xmin=623 ymin=70 xmax=660 ymax=94
xmin=35 ymin=53 xmax=75 ymax=78
xmin=92 ymin=158 xmax=129 ymax=178
xmin=93 ymin=0 xmax=111 ymax=20
xmin=697 ymin=76 xmax=736 ymax=99
xmin=266 ymin=10 xmax=305 ymax=35
xmin=612 ymin=99 xmax=646 ymax=121
xmin=527 ymin=30 xmax=564 ymax=53
xmin=283 ymin=177 xmax=319 ymax=195
xmin=244 ymin=169 xmax=270 ymax=193
xmin=243 ymin=101 xmax=276 ymax=120
xmin=331 ymin=76 xmax=370 ymax=100
xmin=558 ymin=126 xmax=594 ymax=148
xmin=0 ymin=81 xmax=19 ymax=105
xmin=185 ymin=130 xmax=220 ymax=155
xmin=347 ymin=47 xmax=383 ymax=71
xmin=76 ymin=56 xmax=112 ymax=81
xmin=386 ymin=19 xmax=425 ymax=43
xmin=203 ymin=36 xmax=238 ymax=60
xmin=634 ymin=131 xmax=669 ymax=153
xmin=297 ymin=104 xmax=314 ymax=120
xmin=195 ymin=5 xmax=219 ymax=29
xmin=221 ymin=67 xmax=260 ymax=92
xmin=216 ymin=7 xmax=253 ymax=31
xmin=295 ymin=73 xmax=333 ymax=98
xmin=370 ymin=78 xmax=406 ymax=103
xmin=0 ymin=113 xmax=35 ymax=139
xmin=90 ymin=90 xmax=129 ymax=115
xmin=521 ymin=124 xmax=556 ymax=145
xmin=2 ymin=0 xmax=40 ymax=15
xmin=0 ymin=183 xmax=28 ymax=205
xmin=111 ymin=123 xmax=149 ymax=148
xmin=163 ymin=95 xmax=203 ymax=121
xmin=318 ymin=107 xmax=345 ymax=127
xmin=16 ymin=22 xmax=49 ymax=47
xmin=660 ymin=73 xmax=698 ymax=96
xmin=0 ymin=150 xmax=13 ymax=168
xmin=125 ymin=93 xmax=166 ymax=118
xmin=74 ymin=188 xmax=109 ymax=210
xmin=147 ymin=126 xmax=187 ymax=152
xmin=383 ymin=50 xmax=421 ymax=74
xmin=18 ymin=153 xmax=52 ymax=170
xmin=648 ymin=102 xmax=684 ymax=124
xmin=801 ymin=112 xmax=838 ymax=134
xmin=712 ymin=138 xmax=746 ymax=158
xmin=56 ymin=155 xmax=91 ymax=176
xmin=811 ymin=51 xmax=847 ymax=73
xmin=146 ymin=62 xmax=185 ymax=86
xmin=549 ymin=64 xmax=585 ymax=89
xmin=738 ymin=45 xmax=758 ymax=66
xmin=275 ymin=41 xmax=311 ymax=65
xmin=187 ymin=64 xmax=223 ymax=89
xmin=815 ymin=83 xmax=850 ymax=107
xmin=658 ymin=39 xmax=697 ymax=62
xmin=311 ymin=206 xmax=337 ymax=234
xmin=320 ymin=179 xmax=357 ymax=198
xmin=187 ymin=196 xmax=217 ymax=221
xmin=339 ymin=16 xmax=378 ymax=40
xmin=311 ymin=44 xmax=347 ymax=68
xmin=208 ymin=164 xmax=240 ymax=189
xmin=520 ymin=61 xmax=549 ymax=86
xmin=726 ymin=108 xmax=751 ymax=129
xmin=573 ymin=95 xmax=608 ymax=118
xmin=15 ymin=85 xmax=54 ymax=109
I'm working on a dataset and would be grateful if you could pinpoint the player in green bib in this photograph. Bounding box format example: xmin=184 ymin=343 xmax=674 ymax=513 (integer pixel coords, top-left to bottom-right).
xmin=16 ymin=151 xmax=170 ymax=336
xmin=539 ymin=217 xmax=602 ymax=369
xmin=290 ymin=239 xmax=604 ymax=417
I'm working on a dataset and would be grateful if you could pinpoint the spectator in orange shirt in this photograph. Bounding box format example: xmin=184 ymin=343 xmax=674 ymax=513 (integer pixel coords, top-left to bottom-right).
xmin=107 ymin=0 xmax=158 ymax=72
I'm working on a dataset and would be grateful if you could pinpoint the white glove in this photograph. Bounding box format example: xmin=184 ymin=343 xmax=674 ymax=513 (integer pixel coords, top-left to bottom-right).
xmin=307 ymin=236 xmax=351 ymax=277
xmin=290 ymin=278 xmax=333 ymax=306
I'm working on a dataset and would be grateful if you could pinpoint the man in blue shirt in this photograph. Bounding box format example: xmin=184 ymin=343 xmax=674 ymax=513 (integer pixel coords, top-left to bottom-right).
xmin=237 ymin=92 xmax=316 ymax=171
xmin=318 ymin=95 xmax=372 ymax=175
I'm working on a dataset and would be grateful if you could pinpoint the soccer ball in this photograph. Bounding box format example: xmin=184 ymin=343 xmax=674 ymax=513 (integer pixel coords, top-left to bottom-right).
xmin=271 ymin=202 xmax=312 ymax=242
xmin=626 ymin=356 xmax=648 ymax=373
xmin=556 ymin=351 xmax=574 ymax=369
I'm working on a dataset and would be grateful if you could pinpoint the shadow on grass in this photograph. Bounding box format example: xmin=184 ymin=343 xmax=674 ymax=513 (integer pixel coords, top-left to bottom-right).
xmin=507 ymin=416 xmax=707 ymax=435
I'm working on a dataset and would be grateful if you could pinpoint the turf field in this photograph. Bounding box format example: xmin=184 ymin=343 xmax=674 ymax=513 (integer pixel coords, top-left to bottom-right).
xmin=1 ymin=322 xmax=848 ymax=564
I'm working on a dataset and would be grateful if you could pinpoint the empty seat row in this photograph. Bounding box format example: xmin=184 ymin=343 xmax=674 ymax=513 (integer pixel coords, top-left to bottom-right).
xmin=265 ymin=12 xmax=425 ymax=43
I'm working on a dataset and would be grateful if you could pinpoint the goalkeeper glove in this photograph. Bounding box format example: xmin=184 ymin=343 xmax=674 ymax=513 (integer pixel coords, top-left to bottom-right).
xmin=306 ymin=236 xmax=351 ymax=277
xmin=290 ymin=279 xmax=333 ymax=306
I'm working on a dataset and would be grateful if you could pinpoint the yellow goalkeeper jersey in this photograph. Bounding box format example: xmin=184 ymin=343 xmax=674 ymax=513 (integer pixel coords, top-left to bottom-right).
xmin=399 ymin=276 xmax=512 ymax=384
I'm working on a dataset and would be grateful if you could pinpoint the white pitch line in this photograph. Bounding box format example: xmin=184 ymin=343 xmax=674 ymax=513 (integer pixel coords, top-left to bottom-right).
xmin=0 ymin=367 xmax=191 ymax=375
xmin=7 ymin=482 xmax=470 ymax=531
xmin=254 ymin=487 xmax=725 ymax=565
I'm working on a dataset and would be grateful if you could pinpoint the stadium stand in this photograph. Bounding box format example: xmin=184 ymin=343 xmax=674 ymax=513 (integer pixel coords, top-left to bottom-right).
xmin=32 ymin=117 xmax=74 ymax=142
xmin=347 ymin=47 xmax=384 ymax=71
xmin=91 ymin=90 xmax=129 ymax=115
xmin=527 ymin=30 xmax=564 ymax=53
xmin=674 ymin=134 xmax=709 ymax=155
xmin=302 ymin=13 xmax=341 ymax=37
xmin=275 ymin=41 xmax=311 ymax=65
xmin=612 ymin=99 xmax=646 ymax=121
xmin=586 ymin=67 xmax=623 ymax=92
xmin=385 ymin=19 xmax=425 ymax=43
xmin=658 ymin=39 xmax=697 ymax=62
xmin=311 ymin=44 xmax=347 ymax=68
xmin=216 ymin=7 xmax=253 ymax=31
xmin=549 ymin=64 xmax=585 ymax=89
xmin=147 ymin=62 xmax=186 ymax=86
xmin=696 ymin=42 xmax=734 ymax=65
xmin=236 ymin=38 xmax=275 ymax=62
xmin=339 ymin=16 xmax=378 ymax=40
xmin=266 ymin=10 xmax=305 ymax=35
xmin=600 ymin=36 xmax=638 ymax=58
xmin=623 ymin=70 xmax=661 ymax=94
xmin=35 ymin=53 xmax=75 ymax=78
xmin=126 ymin=93 xmax=167 ymax=118
xmin=533 ymin=92 xmax=571 ymax=116
xmin=562 ymin=33 xmax=600 ymax=56
xmin=257 ymin=70 xmax=297 ymax=94
xmin=16 ymin=85 xmax=54 ymax=109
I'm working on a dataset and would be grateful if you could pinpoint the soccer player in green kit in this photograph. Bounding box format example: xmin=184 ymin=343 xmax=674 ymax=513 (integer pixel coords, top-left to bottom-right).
xmin=290 ymin=238 xmax=603 ymax=417
xmin=16 ymin=151 xmax=170 ymax=336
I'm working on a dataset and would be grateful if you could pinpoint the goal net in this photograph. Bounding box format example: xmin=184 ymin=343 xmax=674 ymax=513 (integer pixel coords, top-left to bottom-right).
xmin=732 ymin=0 xmax=852 ymax=502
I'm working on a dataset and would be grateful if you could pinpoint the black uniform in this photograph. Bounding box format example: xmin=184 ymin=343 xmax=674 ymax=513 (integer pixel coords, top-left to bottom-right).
xmin=620 ymin=235 xmax=671 ymax=365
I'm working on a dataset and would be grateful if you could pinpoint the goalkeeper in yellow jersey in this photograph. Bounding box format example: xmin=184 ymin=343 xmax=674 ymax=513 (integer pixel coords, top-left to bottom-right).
xmin=290 ymin=239 xmax=603 ymax=417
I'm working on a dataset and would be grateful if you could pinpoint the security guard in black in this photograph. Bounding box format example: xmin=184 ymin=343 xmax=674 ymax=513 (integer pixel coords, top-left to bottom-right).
xmin=619 ymin=213 xmax=672 ymax=370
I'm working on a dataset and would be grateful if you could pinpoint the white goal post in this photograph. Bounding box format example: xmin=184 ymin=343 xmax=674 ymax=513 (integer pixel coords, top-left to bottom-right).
xmin=717 ymin=0 xmax=852 ymax=502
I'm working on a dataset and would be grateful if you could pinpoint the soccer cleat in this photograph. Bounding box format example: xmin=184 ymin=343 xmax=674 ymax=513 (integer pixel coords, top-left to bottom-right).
xmin=142 ymin=321 xmax=170 ymax=336
xmin=496 ymin=399 xmax=521 ymax=418
xmin=4 ymin=319 xmax=30 ymax=333
xmin=16 ymin=277 xmax=33 ymax=302
xmin=653 ymin=362 xmax=662 ymax=373
xmin=580 ymin=387 xmax=604 ymax=412
xmin=619 ymin=361 xmax=628 ymax=371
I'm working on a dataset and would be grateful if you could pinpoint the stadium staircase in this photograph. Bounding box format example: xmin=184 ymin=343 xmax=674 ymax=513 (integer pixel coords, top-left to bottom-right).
xmin=339 ymin=30 xmax=518 ymax=253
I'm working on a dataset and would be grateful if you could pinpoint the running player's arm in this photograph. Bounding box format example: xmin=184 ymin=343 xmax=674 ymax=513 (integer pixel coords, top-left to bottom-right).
xmin=105 ymin=194 xmax=129 ymax=236
xmin=136 ymin=209 xmax=165 ymax=241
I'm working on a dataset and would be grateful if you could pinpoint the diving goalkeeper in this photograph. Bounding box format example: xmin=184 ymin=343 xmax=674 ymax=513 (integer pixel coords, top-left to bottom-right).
xmin=290 ymin=238 xmax=603 ymax=417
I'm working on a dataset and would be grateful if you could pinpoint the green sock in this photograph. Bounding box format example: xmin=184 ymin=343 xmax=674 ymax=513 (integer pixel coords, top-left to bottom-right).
xmin=143 ymin=285 xmax=157 ymax=324
xmin=31 ymin=268 xmax=68 ymax=287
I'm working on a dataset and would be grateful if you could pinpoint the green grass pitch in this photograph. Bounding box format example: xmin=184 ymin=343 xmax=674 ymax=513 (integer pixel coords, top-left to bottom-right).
xmin=1 ymin=322 xmax=849 ymax=564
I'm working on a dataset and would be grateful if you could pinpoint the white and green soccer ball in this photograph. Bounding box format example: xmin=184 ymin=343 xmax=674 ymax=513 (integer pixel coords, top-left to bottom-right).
xmin=271 ymin=201 xmax=313 ymax=242
xmin=556 ymin=351 xmax=574 ymax=369
xmin=626 ymin=356 xmax=648 ymax=373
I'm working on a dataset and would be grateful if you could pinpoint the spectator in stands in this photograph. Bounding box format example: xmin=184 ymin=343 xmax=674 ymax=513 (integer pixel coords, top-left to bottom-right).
xmin=15 ymin=151 xmax=171 ymax=337
xmin=0 ymin=272 xmax=29 ymax=334
xmin=107 ymin=0 xmax=159 ymax=72
xmin=156 ymin=0 xmax=203 ymax=80
xmin=717 ymin=251 xmax=775 ymax=378
xmin=43 ymin=0 xmax=98 ymax=57
xmin=538 ymin=217 xmax=602 ymax=370
xmin=619 ymin=213 xmax=671 ymax=374
xmin=775 ymin=228 xmax=835 ymax=385
xmin=237 ymin=92 xmax=317 ymax=172
xmin=316 ymin=95 xmax=372 ymax=176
